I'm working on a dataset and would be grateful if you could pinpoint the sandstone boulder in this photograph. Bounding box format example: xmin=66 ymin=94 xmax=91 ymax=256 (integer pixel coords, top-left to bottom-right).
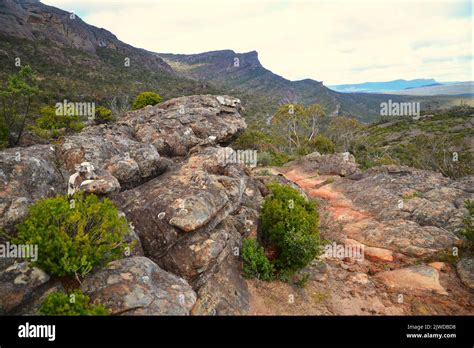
xmin=456 ymin=258 xmax=474 ymax=290
xmin=59 ymin=124 xmax=165 ymax=189
xmin=191 ymin=253 xmax=249 ymax=315
xmin=375 ymin=265 xmax=448 ymax=295
xmin=0 ymin=145 xmax=65 ymax=231
xmin=81 ymin=256 xmax=196 ymax=315
xmin=120 ymin=95 xmax=246 ymax=157
xmin=284 ymin=151 xmax=360 ymax=177
xmin=114 ymin=147 xmax=250 ymax=260
xmin=158 ymin=220 xmax=240 ymax=289
xmin=0 ymin=261 xmax=50 ymax=314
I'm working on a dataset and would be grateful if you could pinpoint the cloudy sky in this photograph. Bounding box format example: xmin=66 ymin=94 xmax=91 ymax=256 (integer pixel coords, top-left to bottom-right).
xmin=42 ymin=0 xmax=472 ymax=85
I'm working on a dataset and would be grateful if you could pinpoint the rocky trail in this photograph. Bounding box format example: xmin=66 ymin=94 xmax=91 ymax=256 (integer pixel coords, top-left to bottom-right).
xmin=248 ymin=154 xmax=474 ymax=315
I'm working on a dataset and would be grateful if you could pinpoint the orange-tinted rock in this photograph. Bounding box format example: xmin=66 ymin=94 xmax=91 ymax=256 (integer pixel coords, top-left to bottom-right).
xmin=375 ymin=265 xmax=448 ymax=295
xmin=429 ymin=262 xmax=447 ymax=271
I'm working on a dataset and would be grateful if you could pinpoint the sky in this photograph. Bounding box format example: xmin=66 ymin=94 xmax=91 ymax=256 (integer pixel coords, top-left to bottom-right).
xmin=42 ymin=0 xmax=473 ymax=85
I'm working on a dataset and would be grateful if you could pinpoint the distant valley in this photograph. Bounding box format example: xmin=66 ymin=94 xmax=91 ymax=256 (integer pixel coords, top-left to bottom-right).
xmin=330 ymin=79 xmax=474 ymax=96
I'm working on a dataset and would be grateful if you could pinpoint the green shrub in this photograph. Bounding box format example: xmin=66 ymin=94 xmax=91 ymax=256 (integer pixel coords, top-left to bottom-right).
xmin=39 ymin=290 xmax=109 ymax=316
xmin=241 ymin=238 xmax=274 ymax=281
xmin=29 ymin=125 xmax=65 ymax=139
xmin=132 ymin=92 xmax=162 ymax=110
xmin=233 ymin=128 xmax=275 ymax=151
xmin=462 ymin=199 xmax=474 ymax=243
xmin=261 ymin=182 xmax=320 ymax=274
xmin=256 ymin=151 xmax=273 ymax=166
xmin=30 ymin=106 xmax=84 ymax=138
xmin=312 ymin=134 xmax=335 ymax=154
xmin=14 ymin=192 xmax=129 ymax=277
xmin=94 ymin=106 xmax=113 ymax=124
xmin=255 ymin=151 xmax=294 ymax=167
xmin=0 ymin=121 xmax=9 ymax=149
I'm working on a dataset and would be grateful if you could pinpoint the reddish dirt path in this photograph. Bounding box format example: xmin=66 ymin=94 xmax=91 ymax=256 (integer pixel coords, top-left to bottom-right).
xmin=246 ymin=166 xmax=474 ymax=315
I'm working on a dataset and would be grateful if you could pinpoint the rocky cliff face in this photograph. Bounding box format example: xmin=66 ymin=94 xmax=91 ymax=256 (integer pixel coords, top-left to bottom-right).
xmin=0 ymin=0 xmax=171 ymax=72
xmin=0 ymin=94 xmax=261 ymax=315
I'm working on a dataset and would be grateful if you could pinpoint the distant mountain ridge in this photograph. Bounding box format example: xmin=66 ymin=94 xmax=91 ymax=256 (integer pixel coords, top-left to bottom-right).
xmin=329 ymin=79 xmax=439 ymax=93
xmin=387 ymin=81 xmax=474 ymax=96
xmin=158 ymin=50 xmax=326 ymax=101
xmin=157 ymin=50 xmax=423 ymax=122
xmin=0 ymin=0 xmax=172 ymax=72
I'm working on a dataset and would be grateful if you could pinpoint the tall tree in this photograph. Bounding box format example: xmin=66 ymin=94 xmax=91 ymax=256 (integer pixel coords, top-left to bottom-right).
xmin=271 ymin=103 xmax=325 ymax=152
xmin=327 ymin=116 xmax=362 ymax=152
xmin=0 ymin=65 xmax=39 ymax=146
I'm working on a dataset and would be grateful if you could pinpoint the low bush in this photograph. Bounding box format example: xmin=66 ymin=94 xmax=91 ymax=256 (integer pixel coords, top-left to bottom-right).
xmin=94 ymin=106 xmax=113 ymax=124
xmin=312 ymin=134 xmax=335 ymax=154
xmin=462 ymin=199 xmax=474 ymax=243
xmin=261 ymin=182 xmax=320 ymax=274
xmin=132 ymin=91 xmax=162 ymax=110
xmin=14 ymin=192 xmax=129 ymax=278
xmin=39 ymin=290 xmax=109 ymax=316
xmin=30 ymin=106 xmax=84 ymax=139
xmin=241 ymin=238 xmax=274 ymax=281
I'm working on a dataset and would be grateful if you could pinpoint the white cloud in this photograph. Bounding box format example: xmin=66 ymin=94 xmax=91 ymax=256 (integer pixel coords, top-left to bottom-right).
xmin=42 ymin=0 xmax=473 ymax=84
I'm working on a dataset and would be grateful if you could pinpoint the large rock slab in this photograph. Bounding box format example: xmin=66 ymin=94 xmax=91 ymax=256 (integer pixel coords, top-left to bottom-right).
xmin=81 ymin=256 xmax=196 ymax=315
xmin=457 ymin=258 xmax=474 ymax=290
xmin=158 ymin=220 xmax=240 ymax=289
xmin=284 ymin=152 xmax=360 ymax=177
xmin=343 ymin=219 xmax=457 ymax=257
xmin=0 ymin=145 xmax=65 ymax=231
xmin=114 ymin=147 xmax=249 ymax=261
xmin=191 ymin=253 xmax=249 ymax=315
xmin=338 ymin=165 xmax=473 ymax=233
xmin=0 ymin=261 xmax=50 ymax=314
xmin=59 ymin=124 xmax=164 ymax=190
xmin=120 ymin=95 xmax=246 ymax=157
xmin=375 ymin=265 xmax=448 ymax=295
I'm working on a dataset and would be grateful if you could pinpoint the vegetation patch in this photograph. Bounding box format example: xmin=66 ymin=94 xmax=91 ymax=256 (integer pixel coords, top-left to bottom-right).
xmin=132 ymin=91 xmax=163 ymax=110
xmin=40 ymin=290 xmax=109 ymax=316
xmin=241 ymin=238 xmax=275 ymax=281
xmin=14 ymin=192 xmax=129 ymax=278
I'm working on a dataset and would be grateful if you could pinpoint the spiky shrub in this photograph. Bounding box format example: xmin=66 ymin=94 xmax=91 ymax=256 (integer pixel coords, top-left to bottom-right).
xmin=94 ymin=106 xmax=113 ymax=124
xmin=312 ymin=134 xmax=336 ymax=154
xmin=462 ymin=199 xmax=474 ymax=243
xmin=261 ymin=182 xmax=320 ymax=274
xmin=39 ymin=290 xmax=109 ymax=316
xmin=30 ymin=106 xmax=84 ymax=139
xmin=132 ymin=91 xmax=162 ymax=110
xmin=14 ymin=192 xmax=129 ymax=277
xmin=241 ymin=238 xmax=274 ymax=281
